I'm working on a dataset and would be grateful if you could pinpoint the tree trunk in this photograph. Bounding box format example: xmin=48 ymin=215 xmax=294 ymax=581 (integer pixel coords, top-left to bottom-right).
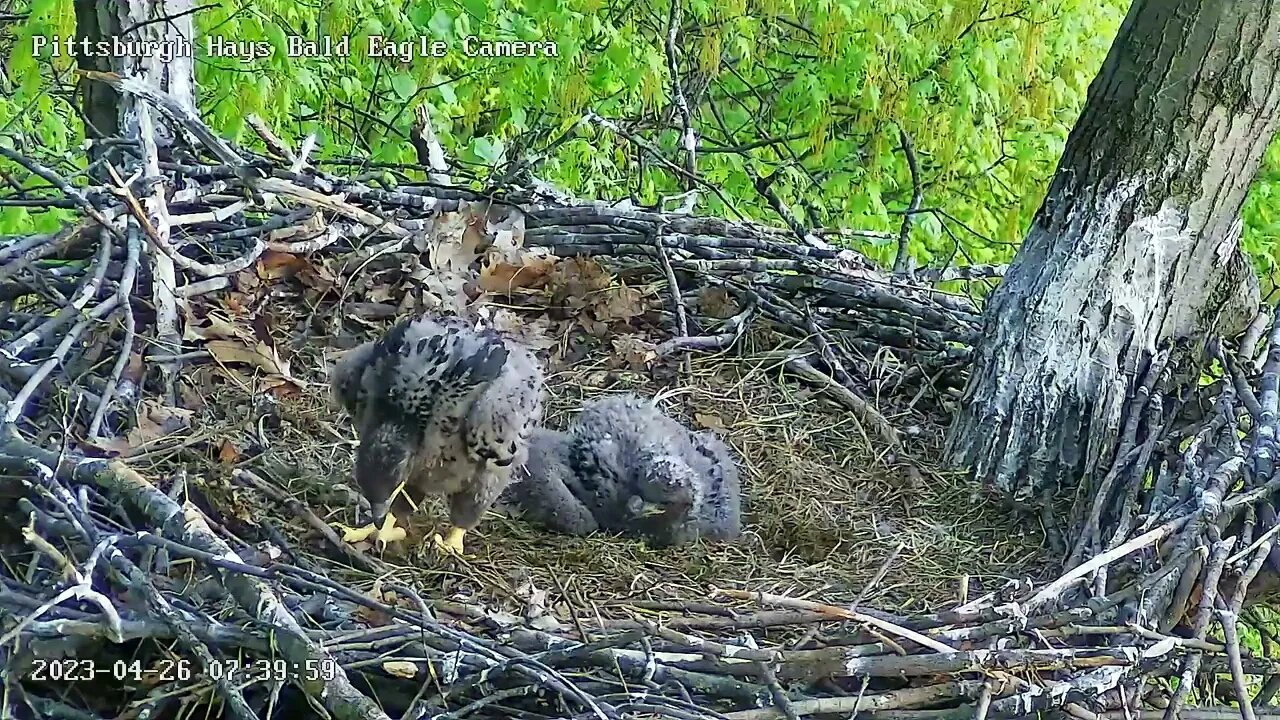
xmin=75 ymin=0 xmax=196 ymax=143
xmin=946 ymin=1 xmax=1279 ymax=517
xmin=110 ymin=0 xmax=197 ymax=133
xmin=73 ymin=0 xmax=121 ymax=140
xmin=74 ymin=0 xmax=197 ymax=402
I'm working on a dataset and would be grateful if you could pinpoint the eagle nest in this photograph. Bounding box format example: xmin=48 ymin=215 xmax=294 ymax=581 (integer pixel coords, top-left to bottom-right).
xmin=6 ymin=78 xmax=1275 ymax=720
xmin=191 ymin=311 xmax=1044 ymax=613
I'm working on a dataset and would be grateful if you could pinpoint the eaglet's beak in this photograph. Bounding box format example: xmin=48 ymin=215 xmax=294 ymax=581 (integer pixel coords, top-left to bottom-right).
xmin=369 ymin=500 xmax=390 ymax=528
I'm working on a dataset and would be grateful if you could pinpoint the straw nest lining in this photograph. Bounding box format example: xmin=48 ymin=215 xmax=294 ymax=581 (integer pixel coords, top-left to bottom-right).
xmin=148 ymin=312 xmax=1048 ymax=618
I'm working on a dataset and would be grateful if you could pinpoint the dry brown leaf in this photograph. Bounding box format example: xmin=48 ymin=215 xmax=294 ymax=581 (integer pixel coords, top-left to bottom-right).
xmin=550 ymin=256 xmax=611 ymax=296
xmin=426 ymin=208 xmax=485 ymax=272
xmin=217 ymin=440 xmax=241 ymax=464
xmin=354 ymin=604 xmax=392 ymax=626
xmin=233 ymin=269 xmax=261 ymax=291
xmin=298 ymin=260 xmax=338 ymax=293
xmin=80 ymin=436 xmax=133 ymax=456
xmin=485 ymin=205 xmax=527 ymax=262
xmin=206 ymin=339 xmax=293 ymax=378
xmin=182 ymin=310 xmax=251 ymax=342
xmin=126 ymin=400 xmax=194 ymax=449
xmin=463 ymin=208 xmax=487 ymax=251
xmin=594 ymin=283 xmax=645 ymax=323
xmin=381 ymin=661 xmax=419 ymax=679
xmin=699 ymin=287 xmax=740 ymax=319
xmin=489 ymin=310 xmax=557 ymax=350
xmin=417 ymin=271 xmax=471 ymax=315
xmin=695 ymin=412 xmax=726 ymax=430
xmin=221 ymin=292 xmax=251 ymax=315
xmin=265 ymin=377 xmax=302 ymax=399
xmin=366 ymin=284 xmax=396 ymax=303
xmin=479 ymin=255 xmax=556 ymax=294
xmin=256 ymin=250 xmax=309 ymax=280
xmin=610 ymin=336 xmax=657 ymax=370
xmin=266 ymin=212 xmax=326 ymax=243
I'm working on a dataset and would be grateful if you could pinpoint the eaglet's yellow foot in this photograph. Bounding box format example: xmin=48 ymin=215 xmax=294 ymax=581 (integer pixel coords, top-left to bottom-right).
xmin=340 ymin=514 xmax=407 ymax=551
xmin=430 ymin=526 xmax=468 ymax=557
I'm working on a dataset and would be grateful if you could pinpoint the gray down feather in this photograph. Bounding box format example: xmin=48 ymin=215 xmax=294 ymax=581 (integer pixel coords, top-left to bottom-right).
xmin=503 ymin=393 xmax=741 ymax=547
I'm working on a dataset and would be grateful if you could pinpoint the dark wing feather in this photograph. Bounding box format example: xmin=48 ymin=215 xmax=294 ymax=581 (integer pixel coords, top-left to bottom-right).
xmin=372 ymin=314 xmax=514 ymax=426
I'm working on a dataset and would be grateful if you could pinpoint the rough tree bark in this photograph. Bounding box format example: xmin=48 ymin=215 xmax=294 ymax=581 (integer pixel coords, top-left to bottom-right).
xmin=74 ymin=0 xmax=195 ymax=142
xmin=74 ymin=0 xmax=196 ymax=403
xmin=946 ymin=1 xmax=1280 ymax=511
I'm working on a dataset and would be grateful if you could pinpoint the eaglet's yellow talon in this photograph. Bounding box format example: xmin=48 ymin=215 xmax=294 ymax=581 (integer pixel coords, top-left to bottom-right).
xmin=431 ymin=526 xmax=467 ymax=556
xmin=340 ymin=514 xmax=406 ymax=548
xmin=375 ymin=514 xmax=407 ymax=550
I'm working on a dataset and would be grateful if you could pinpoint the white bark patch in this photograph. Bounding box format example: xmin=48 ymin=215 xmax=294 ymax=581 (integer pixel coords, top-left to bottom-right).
xmin=1023 ymin=176 xmax=1210 ymax=423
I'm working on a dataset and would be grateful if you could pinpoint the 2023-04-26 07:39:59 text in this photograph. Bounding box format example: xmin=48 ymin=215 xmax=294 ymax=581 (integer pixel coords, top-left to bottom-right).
xmin=26 ymin=657 xmax=341 ymax=682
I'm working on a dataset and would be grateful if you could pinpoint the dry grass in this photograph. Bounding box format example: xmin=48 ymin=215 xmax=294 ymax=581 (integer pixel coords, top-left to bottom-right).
xmin=132 ymin=318 xmax=1051 ymax=620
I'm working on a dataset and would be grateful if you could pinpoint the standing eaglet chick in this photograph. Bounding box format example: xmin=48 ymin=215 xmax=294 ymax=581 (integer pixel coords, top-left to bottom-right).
xmin=330 ymin=312 xmax=545 ymax=556
xmin=502 ymin=394 xmax=741 ymax=547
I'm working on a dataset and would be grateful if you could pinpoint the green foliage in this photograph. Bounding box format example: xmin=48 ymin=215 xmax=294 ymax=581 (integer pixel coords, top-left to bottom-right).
xmin=1242 ymin=138 xmax=1280 ymax=296
xmin=2 ymin=0 xmax=1280 ymax=287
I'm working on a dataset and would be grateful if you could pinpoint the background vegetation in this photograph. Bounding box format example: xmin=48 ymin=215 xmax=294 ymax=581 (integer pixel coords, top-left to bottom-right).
xmin=3 ymin=0 xmax=1279 ymax=283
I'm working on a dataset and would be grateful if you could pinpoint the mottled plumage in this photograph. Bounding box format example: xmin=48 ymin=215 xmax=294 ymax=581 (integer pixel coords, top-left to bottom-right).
xmin=330 ymin=312 xmax=545 ymax=554
xmin=503 ymin=394 xmax=741 ymax=547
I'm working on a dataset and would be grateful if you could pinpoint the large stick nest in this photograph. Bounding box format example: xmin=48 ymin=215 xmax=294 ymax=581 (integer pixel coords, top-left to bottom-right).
xmin=1 ymin=73 xmax=1280 ymax=720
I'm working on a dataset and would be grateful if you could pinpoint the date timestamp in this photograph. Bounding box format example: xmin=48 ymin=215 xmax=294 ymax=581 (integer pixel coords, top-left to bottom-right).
xmin=29 ymin=657 xmax=340 ymax=683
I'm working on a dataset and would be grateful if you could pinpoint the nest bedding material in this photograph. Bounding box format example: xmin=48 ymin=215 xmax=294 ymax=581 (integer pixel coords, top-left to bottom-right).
xmin=141 ymin=315 xmax=1049 ymax=616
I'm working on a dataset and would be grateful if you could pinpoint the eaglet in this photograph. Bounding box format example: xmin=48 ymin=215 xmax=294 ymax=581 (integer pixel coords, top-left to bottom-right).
xmin=502 ymin=394 xmax=741 ymax=547
xmin=330 ymin=312 xmax=545 ymax=556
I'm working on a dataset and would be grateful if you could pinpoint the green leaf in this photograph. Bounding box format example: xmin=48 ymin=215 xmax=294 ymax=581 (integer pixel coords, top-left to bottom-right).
xmin=391 ymin=73 xmax=418 ymax=101
xmin=473 ymin=137 xmax=505 ymax=164
xmin=265 ymin=23 xmax=288 ymax=56
xmin=429 ymin=9 xmax=453 ymax=39
xmin=435 ymin=75 xmax=457 ymax=105
xmin=461 ymin=0 xmax=489 ymax=23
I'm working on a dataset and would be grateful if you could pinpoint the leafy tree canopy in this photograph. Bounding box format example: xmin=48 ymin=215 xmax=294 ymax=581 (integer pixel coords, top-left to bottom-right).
xmin=3 ymin=0 xmax=1279 ymax=285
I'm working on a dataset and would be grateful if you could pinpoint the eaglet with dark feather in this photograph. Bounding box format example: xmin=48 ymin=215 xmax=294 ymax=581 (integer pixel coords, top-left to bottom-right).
xmin=502 ymin=394 xmax=741 ymax=547
xmin=330 ymin=312 xmax=545 ymax=555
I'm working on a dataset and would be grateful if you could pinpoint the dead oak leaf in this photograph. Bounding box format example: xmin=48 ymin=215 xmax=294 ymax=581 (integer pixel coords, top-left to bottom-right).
xmin=580 ymin=317 xmax=608 ymax=337
xmin=417 ymin=270 xmax=472 ymax=315
xmin=221 ymin=292 xmax=251 ymax=315
xmin=206 ymin=339 xmax=295 ymax=380
xmin=126 ymin=400 xmax=195 ymax=449
xmin=233 ymin=269 xmax=261 ymax=292
xmin=594 ymin=283 xmax=646 ymax=323
xmin=298 ymin=260 xmax=338 ymax=293
xmin=354 ymin=604 xmax=393 ymax=627
xmin=255 ymin=250 xmax=310 ymax=280
xmin=550 ymin=256 xmax=611 ymax=297
xmin=366 ymin=284 xmax=397 ymax=303
xmin=217 ymin=439 xmax=242 ymax=464
xmin=264 ymin=377 xmax=302 ymax=400
xmin=610 ymin=336 xmax=657 ymax=371
xmin=699 ymin=287 xmax=740 ymax=319
xmin=490 ymin=309 xmax=557 ymax=350
xmin=182 ymin=309 xmax=252 ymax=343
xmin=425 ymin=206 xmax=486 ymax=272
xmin=479 ymin=255 xmax=557 ymax=295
